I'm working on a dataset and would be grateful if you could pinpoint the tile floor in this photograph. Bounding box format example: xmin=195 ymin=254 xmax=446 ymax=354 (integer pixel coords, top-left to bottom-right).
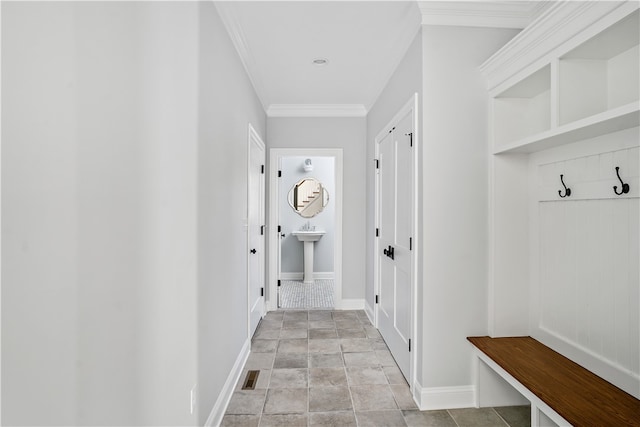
xmin=222 ymin=310 xmax=531 ymax=427
xmin=279 ymin=280 xmax=334 ymax=309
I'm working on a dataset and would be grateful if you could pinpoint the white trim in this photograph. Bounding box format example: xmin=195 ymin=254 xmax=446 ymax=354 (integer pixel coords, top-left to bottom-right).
xmin=414 ymin=382 xmax=476 ymax=411
xmin=364 ymin=299 xmax=375 ymax=326
xmin=336 ymin=299 xmax=365 ymax=311
xmin=214 ymin=3 xmax=269 ymax=111
xmin=267 ymin=104 xmax=367 ymax=118
xmin=205 ymin=339 xmax=251 ymax=427
xmin=480 ymin=1 xmax=636 ymax=92
xmin=268 ymin=149 xmax=343 ymax=312
xmin=418 ymin=1 xmax=549 ymax=29
xmin=279 ymin=272 xmax=334 ymax=281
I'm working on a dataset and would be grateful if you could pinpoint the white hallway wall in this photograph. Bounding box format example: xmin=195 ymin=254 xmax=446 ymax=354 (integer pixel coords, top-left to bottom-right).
xmin=198 ymin=2 xmax=267 ymax=426
xmin=2 ymin=2 xmax=265 ymax=425
xmin=366 ymin=25 xmax=518 ymax=406
xmin=267 ymin=118 xmax=366 ymax=301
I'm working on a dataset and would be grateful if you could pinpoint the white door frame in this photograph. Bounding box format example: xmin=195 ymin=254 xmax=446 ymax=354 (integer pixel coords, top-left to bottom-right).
xmin=267 ymin=148 xmax=343 ymax=311
xmin=374 ymin=93 xmax=419 ymax=391
xmin=247 ymin=123 xmax=266 ymax=337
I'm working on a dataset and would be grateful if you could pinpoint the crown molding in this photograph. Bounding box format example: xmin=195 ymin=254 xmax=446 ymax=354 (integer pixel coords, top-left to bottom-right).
xmin=214 ymin=2 xmax=269 ymax=111
xmin=267 ymin=104 xmax=367 ymax=118
xmin=418 ymin=1 xmax=550 ymax=29
xmin=480 ymin=1 xmax=636 ymax=92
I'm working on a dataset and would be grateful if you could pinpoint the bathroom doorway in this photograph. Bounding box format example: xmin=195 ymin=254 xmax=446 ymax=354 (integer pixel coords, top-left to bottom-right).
xmin=268 ymin=149 xmax=343 ymax=310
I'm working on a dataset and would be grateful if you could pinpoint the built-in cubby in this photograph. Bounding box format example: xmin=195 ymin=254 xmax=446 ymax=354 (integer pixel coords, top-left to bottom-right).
xmin=493 ymin=65 xmax=551 ymax=150
xmin=483 ymin=2 xmax=640 ymax=416
xmin=490 ymin=6 xmax=640 ymax=155
xmin=559 ymin=10 xmax=639 ymax=125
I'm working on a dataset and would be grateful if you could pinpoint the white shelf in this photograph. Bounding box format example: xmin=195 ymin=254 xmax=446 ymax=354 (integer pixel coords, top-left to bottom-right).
xmin=494 ymin=101 xmax=639 ymax=154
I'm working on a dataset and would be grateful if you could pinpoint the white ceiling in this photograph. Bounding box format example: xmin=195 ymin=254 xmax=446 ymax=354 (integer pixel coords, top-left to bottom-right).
xmin=215 ymin=1 xmax=548 ymax=116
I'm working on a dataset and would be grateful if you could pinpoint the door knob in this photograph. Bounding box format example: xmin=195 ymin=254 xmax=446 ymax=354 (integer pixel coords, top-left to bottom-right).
xmin=250 ymin=248 xmax=257 ymax=254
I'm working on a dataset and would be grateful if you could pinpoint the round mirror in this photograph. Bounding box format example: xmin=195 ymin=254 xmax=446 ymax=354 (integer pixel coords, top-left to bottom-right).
xmin=288 ymin=177 xmax=329 ymax=218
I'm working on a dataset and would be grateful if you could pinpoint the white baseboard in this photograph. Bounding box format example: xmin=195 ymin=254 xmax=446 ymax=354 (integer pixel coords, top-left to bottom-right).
xmin=414 ymin=381 xmax=476 ymax=410
xmin=337 ymin=298 xmax=365 ymax=310
xmin=364 ymin=299 xmax=375 ymax=325
xmin=280 ymin=272 xmax=335 ymax=280
xmin=205 ymin=338 xmax=251 ymax=427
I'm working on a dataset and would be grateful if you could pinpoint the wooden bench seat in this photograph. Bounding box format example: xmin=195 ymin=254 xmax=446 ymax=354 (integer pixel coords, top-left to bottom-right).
xmin=468 ymin=336 xmax=640 ymax=426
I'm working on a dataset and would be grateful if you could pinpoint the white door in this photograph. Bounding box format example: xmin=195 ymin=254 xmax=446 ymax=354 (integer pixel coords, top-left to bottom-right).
xmin=248 ymin=125 xmax=266 ymax=338
xmin=376 ymin=101 xmax=416 ymax=381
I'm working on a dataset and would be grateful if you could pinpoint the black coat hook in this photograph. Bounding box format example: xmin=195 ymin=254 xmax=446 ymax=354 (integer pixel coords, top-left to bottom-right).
xmin=614 ymin=166 xmax=630 ymax=195
xmin=558 ymin=174 xmax=571 ymax=198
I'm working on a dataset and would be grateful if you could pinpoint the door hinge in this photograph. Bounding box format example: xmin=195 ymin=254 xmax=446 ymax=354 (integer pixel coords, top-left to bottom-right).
xmin=375 ymin=295 xmax=379 ymax=304
xmin=277 ymin=279 xmax=281 ymax=287
xmin=405 ymin=132 xmax=413 ymax=147
xmin=260 ymin=287 xmax=264 ymax=297
xmin=409 ymin=237 xmax=412 ymax=250
xmin=374 ymin=159 xmax=379 ymax=169
xmin=278 ymin=225 xmax=281 ymax=233
xmin=261 ymin=225 xmax=264 ymax=235
xmin=261 ymin=165 xmax=264 ymax=174
xmin=409 ymin=339 xmax=411 ymax=352
xmin=376 ymin=228 xmax=379 ymax=237
xmin=278 ymin=170 xmax=282 ymax=177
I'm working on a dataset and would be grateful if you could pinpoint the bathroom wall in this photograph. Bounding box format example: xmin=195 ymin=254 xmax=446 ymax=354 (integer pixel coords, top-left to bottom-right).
xmin=279 ymin=156 xmax=335 ymax=276
xmin=267 ymin=117 xmax=366 ymax=300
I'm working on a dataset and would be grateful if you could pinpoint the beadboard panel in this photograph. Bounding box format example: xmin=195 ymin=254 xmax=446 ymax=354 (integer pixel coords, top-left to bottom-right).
xmin=531 ymin=141 xmax=640 ymax=396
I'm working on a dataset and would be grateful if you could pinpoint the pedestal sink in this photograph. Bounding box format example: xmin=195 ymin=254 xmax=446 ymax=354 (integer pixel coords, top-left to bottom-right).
xmin=291 ymin=230 xmax=325 ymax=284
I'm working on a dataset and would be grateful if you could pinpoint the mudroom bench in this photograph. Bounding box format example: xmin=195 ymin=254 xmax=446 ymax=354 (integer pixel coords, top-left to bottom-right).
xmin=467 ymin=336 xmax=640 ymax=426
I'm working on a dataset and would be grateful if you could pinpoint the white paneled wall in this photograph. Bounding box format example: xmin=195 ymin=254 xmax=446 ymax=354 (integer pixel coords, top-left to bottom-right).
xmin=531 ymin=137 xmax=640 ymax=397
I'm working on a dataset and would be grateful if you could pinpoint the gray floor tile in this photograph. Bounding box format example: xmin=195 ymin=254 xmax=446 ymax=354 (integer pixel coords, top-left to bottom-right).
xmin=284 ymin=311 xmax=308 ymax=321
xmin=308 ymin=310 xmax=333 ymax=321
xmin=371 ymin=339 xmax=391 ymax=350
xmin=309 ymin=411 xmax=357 ymax=426
xmin=252 ymin=339 xmax=278 ymax=353
xmin=494 ymin=405 xmax=531 ymax=427
xmin=448 ymin=407 xmax=509 ymax=427
xmin=383 ymin=366 xmax=408 ymax=385
xmin=274 ymin=353 xmax=308 ymax=369
xmin=341 ymin=338 xmax=373 ymax=352
xmin=259 ymin=319 xmax=283 ymax=330
xmin=263 ymin=388 xmax=308 ymax=414
xmin=346 ymin=366 xmax=388 ymax=385
xmin=245 ymin=353 xmax=275 ymax=370
xmin=343 ymin=351 xmax=379 ymax=367
xmin=309 ymin=320 xmax=335 ymax=329
xmin=221 ymin=414 xmax=260 ymax=427
xmin=335 ymin=319 xmax=358 ymax=329
xmin=376 ymin=349 xmax=397 ymax=366
xmin=269 ymin=368 xmax=308 ymax=389
xmin=309 ymin=386 xmax=353 ymax=412
xmin=350 ymin=385 xmax=398 ymax=411
xmin=390 ymin=384 xmax=418 ymax=410
xmin=309 ymin=328 xmax=338 ymax=339
xmin=402 ymin=410 xmax=457 ymax=427
xmin=277 ymin=339 xmax=308 ymax=353
xmin=309 ymin=367 xmax=348 ymax=387
xmin=226 ymin=390 xmax=266 ymax=415
xmin=356 ymin=410 xmax=407 ymax=426
xmin=308 ymin=339 xmax=340 ymax=353
xmin=337 ymin=328 xmax=367 ymax=338
xmin=309 ymin=353 xmax=344 ymax=368
xmin=259 ymin=413 xmax=308 ymax=427
xmin=254 ymin=328 xmax=281 ymax=340
xmin=280 ymin=328 xmax=308 ymax=339
xmin=283 ymin=320 xmax=308 ymax=329
xmin=264 ymin=311 xmax=284 ymax=320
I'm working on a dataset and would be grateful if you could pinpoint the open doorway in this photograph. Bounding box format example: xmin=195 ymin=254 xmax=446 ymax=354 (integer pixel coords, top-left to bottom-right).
xmin=268 ymin=149 xmax=343 ymax=311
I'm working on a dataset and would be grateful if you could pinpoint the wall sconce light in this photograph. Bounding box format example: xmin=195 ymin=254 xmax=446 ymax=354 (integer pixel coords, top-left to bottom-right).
xmin=303 ymin=158 xmax=313 ymax=172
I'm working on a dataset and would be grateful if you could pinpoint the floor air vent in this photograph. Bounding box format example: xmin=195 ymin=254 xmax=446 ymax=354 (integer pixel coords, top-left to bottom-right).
xmin=241 ymin=370 xmax=260 ymax=390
